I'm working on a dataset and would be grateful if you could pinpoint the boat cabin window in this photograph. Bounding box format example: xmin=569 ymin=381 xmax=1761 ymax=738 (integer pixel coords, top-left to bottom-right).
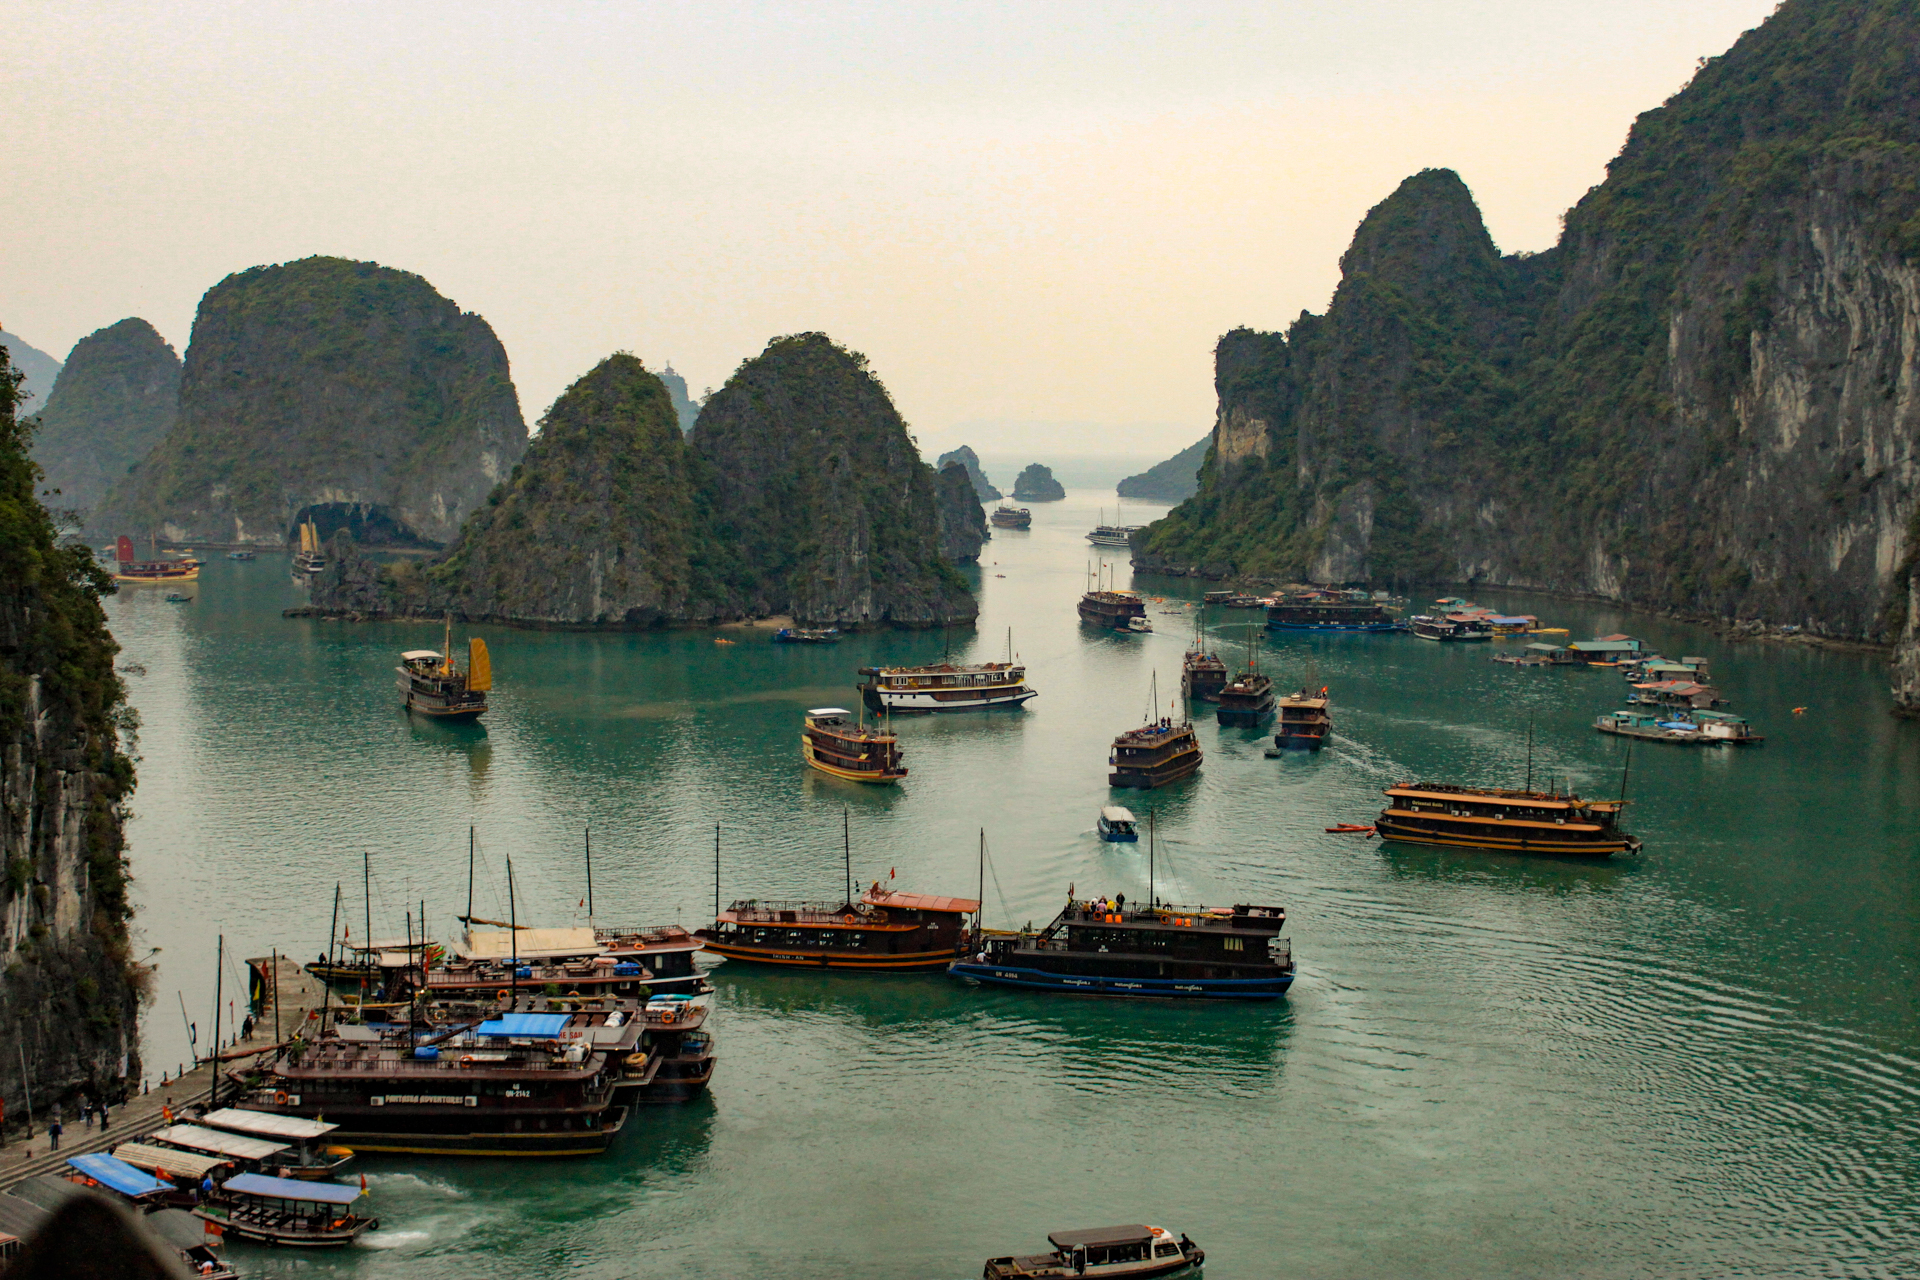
xmin=1154 ymin=1242 xmax=1181 ymax=1258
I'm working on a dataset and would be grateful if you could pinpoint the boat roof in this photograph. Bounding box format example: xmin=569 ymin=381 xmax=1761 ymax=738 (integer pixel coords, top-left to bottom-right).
xmin=65 ymin=1154 xmax=167 ymax=1200
xmin=457 ymin=926 xmax=599 ymax=960
xmin=153 ymin=1123 xmax=290 ymax=1160
xmin=807 ymin=707 xmax=851 ymax=717
xmin=475 ymin=1012 xmax=571 ymax=1038
xmin=112 ymin=1142 xmax=233 ymax=1180
xmin=1100 ymin=806 xmax=1137 ymax=823
xmin=1050 ymin=1226 xmax=1154 ymax=1250
xmin=1632 ymin=681 xmax=1710 ymax=694
xmin=201 ymin=1108 xmax=339 ymax=1141
xmin=1570 ymin=639 xmax=1640 ymax=652
xmin=1523 ymin=642 xmax=1566 ymax=652
xmin=223 ymin=1173 xmax=360 ymax=1204
xmin=862 ymin=886 xmax=980 ymax=914
xmin=1690 ymin=710 xmax=1747 ymax=723
xmin=400 ymin=650 xmax=442 ymax=660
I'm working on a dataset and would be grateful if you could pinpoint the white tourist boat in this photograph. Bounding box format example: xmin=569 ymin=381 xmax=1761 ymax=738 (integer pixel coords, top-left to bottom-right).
xmin=858 ymin=660 xmax=1038 ymax=714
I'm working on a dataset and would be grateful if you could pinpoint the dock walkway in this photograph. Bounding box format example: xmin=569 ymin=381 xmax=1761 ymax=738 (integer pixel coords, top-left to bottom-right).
xmin=2 ymin=956 xmax=326 ymax=1192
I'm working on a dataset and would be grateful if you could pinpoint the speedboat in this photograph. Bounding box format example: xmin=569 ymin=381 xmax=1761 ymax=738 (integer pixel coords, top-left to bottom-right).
xmin=1125 ymin=616 xmax=1152 ymax=633
xmin=1096 ymin=806 xmax=1138 ymax=842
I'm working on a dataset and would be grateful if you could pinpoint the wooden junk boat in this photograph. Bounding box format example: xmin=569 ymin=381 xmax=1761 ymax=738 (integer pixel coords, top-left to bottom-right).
xmin=1181 ymin=610 xmax=1228 ymax=702
xmin=398 ymin=618 xmax=491 ymax=721
xmin=984 ymin=1225 xmax=1203 ymax=1279
xmin=1109 ymin=718 xmax=1202 ymax=789
xmin=697 ymin=882 xmax=979 ymax=971
xmin=433 ymin=920 xmax=712 ymax=999
xmin=1274 ymin=687 xmax=1331 ymax=750
xmin=1079 ymin=565 xmax=1147 ymax=631
xmin=1214 ymin=628 xmax=1274 ymax=727
xmin=858 ymin=660 xmax=1037 ymax=714
xmin=193 ymin=1172 xmax=377 ymax=1248
xmin=991 ymin=505 xmax=1033 ymax=529
xmin=951 ymin=896 xmax=1293 ymax=999
xmin=110 ymin=535 xmax=200 ymax=585
xmin=802 ymin=707 xmax=907 ymax=783
xmin=1264 ymin=594 xmax=1396 ymax=632
xmin=1374 ymin=781 xmax=1641 ymax=856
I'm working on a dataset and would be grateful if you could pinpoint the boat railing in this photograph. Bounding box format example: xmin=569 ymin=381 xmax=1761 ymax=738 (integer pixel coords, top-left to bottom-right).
xmin=593 ymin=924 xmax=694 ymax=946
xmin=724 ymin=899 xmax=862 ymax=923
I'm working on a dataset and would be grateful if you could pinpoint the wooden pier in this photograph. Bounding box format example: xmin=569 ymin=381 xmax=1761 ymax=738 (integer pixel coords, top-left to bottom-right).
xmin=2 ymin=955 xmax=326 ymax=1191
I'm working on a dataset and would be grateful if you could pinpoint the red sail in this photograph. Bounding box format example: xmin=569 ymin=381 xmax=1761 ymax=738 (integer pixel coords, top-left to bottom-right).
xmin=116 ymin=535 xmax=134 ymax=563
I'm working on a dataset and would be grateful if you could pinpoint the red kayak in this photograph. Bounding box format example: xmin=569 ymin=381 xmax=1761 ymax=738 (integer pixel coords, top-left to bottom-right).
xmin=1326 ymin=824 xmax=1375 ymax=833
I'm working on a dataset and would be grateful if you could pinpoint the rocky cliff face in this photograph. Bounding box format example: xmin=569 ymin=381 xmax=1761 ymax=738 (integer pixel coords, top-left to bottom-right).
xmin=659 ymin=363 xmax=700 ymax=434
xmin=690 ymin=334 xmax=976 ymax=626
xmin=1012 ymin=463 xmax=1065 ymax=502
xmin=936 ymin=463 xmax=988 ymax=563
xmin=1118 ymin=436 xmax=1209 ymax=502
xmin=935 ymin=445 xmax=1001 ymax=501
xmin=0 ymin=331 xmax=61 ymax=416
xmin=1135 ymin=0 xmax=1920 ymax=708
xmin=94 ymin=257 xmax=527 ymax=548
xmin=29 ymin=319 xmax=180 ymax=517
xmin=0 ymin=346 xmax=143 ymax=1128
xmin=312 ymin=337 xmax=977 ymax=629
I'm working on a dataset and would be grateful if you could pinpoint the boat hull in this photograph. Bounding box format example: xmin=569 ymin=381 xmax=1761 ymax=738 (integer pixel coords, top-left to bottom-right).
xmin=314 ymin=1106 xmax=629 ymax=1157
xmin=1215 ymin=703 xmax=1274 ymax=727
xmin=1265 ymin=620 xmax=1397 ymax=632
xmin=1108 ymin=756 xmax=1200 ymax=789
xmin=1273 ymin=729 xmax=1328 ymax=750
xmin=700 ymin=940 xmax=963 ymax=970
xmin=950 ymin=961 xmax=1293 ymax=1000
xmin=1375 ymin=814 xmax=1639 ymax=857
xmin=802 ymin=749 xmax=906 ymax=784
xmin=193 ymin=1211 xmax=376 ymax=1248
xmin=861 ymin=686 xmax=1037 ymax=715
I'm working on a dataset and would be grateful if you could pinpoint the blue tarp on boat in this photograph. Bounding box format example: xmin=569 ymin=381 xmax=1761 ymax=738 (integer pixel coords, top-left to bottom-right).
xmin=67 ymin=1153 xmax=168 ymax=1199
xmin=224 ymin=1172 xmax=361 ymax=1204
xmin=474 ymin=1012 xmax=570 ymax=1038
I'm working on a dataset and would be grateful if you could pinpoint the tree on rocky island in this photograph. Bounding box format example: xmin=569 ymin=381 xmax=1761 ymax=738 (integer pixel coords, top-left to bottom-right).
xmin=935 ymin=445 xmax=1001 ymax=501
xmin=1011 ymin=463 xmax=1065 ymax=502
xmin=28 ymin=318 xmax=181 ymax=517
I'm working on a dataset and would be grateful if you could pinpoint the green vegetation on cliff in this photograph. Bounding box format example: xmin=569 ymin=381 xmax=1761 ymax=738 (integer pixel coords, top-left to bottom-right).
xmin=1142 ymin=0 xmax=1920 ymax=642
xmin=315 ymin=335 xmax=976 ymax=628
xmin=0 ymin=346 xmax=142 ymax=1126
xmin=29 ymin=318 xmax=180 ymax=515
xmin=935 ymin=445 xmax=1001 ymax=501
xmin=1118 ymin=436 xmax=1209 ymax=502
xmin=95 ymin=256 xmax=526 ymax=546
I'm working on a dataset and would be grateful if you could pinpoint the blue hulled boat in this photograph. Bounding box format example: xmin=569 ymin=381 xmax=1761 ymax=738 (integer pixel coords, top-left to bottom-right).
xmin=951 ymin=897 xmax=1293 ymax=1000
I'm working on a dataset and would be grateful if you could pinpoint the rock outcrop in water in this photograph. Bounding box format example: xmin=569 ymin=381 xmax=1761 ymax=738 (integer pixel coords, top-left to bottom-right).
xmin=29 ymin=319 xmax=181 ymax=517
xmin=935 ymin=445 xmax=1001 ymax=501
xmin=1118 ymin=436 xmax=1209 ymax=503
xmin=93 ymin=256 xmax=527 ymax=548
xmin=0 ymin=344 xmax=142 ymax=1126
xmin=1011 ymin=463 xmax=1065 ymax=502
xmin=936 ymin=463 xmax=988 ymax=563
xmin=1131 ymin=0 xmax=1920 ymax=709
xmin=310 ymin=336 xmax=977 ymax=629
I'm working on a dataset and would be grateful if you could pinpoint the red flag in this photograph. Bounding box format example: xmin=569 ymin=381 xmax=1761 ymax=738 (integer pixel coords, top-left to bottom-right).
xmin=360 ymin=1173 xmax=368 ymax=1191
xmin=889 ymin=867 xmax=895 ymax=880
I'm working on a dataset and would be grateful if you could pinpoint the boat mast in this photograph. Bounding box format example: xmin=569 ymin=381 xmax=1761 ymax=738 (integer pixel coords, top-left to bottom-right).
xmin=1619 ymin=740 xmax=1633 ymax=803
xmin=442 ymin=612 xmax=454 ymax=676
xmin=843 ymin=808 xmax=853 ymax=907
xmin=466 ymin=827 xmax=475 ymax=924
xmin=1524 ymin=717 xmax=1535 ymax=793
xmin=362 ymin=851 xmax=373 ymax=1008
xmin=506 ymin=853 xmax=518 ymax=1011
xmin=584 ymin=826 xmax=594 ymax=928
xmin=320 ymin=883 xmax=339 ymax=1033
xmin=714 ymin=823 xmax=721 ymax=920
xmin=1148 ymin=809 xmax=1156 ymax=908
xmin=976 ymin=829 xmax=985 ymax=936
xmin=208 ymin=933 xmax=223 ymax=1109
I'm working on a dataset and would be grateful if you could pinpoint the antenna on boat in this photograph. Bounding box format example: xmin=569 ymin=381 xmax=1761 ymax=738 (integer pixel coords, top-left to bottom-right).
xmin=584 ymin=826 xmax=594 ymax=928
xmin=1524 ymin=716 xmax=1535 ymax=793
xmin=1148 ymin=809 xmax=1156 ymax=908
xmin=843 ymin=808 xmax=853 ymax=907
xmin=506 ymin=852 xmax=518 ymax=1011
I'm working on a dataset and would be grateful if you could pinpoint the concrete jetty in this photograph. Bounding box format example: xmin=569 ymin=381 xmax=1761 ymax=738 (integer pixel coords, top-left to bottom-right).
xmin=2 ymin=955 xmax=327 ymax=1191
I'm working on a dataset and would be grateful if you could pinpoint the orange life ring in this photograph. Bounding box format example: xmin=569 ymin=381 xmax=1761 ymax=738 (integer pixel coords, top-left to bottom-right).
xmin=496 ymin=989 xmax=511 ymax=1001
xmin=273 ymin=1091 xmax=288 ymax=1105
xmin=843 ymin=913 xmax=856 ymax=924
xmin=459 ymin=1055 xmax=475 ymax=1065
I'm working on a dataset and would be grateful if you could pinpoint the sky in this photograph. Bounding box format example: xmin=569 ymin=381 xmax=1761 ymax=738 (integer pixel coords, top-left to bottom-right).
xmin=4 ymin=1 xmax=1780 ymax=463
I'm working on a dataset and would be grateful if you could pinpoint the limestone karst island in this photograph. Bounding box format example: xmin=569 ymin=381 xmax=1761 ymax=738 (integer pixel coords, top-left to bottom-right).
xmin=5 ymin=2 xmax=1920 ymax=1276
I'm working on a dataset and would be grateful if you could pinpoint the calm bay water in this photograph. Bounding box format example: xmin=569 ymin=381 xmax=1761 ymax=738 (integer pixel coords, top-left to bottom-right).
xmin=109 ymin=489 xmax=1920 ymax=1279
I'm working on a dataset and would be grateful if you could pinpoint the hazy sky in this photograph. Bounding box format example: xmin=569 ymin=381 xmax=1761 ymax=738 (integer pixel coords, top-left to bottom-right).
xmin=6 ymin=1 xmax=1777 ymax=460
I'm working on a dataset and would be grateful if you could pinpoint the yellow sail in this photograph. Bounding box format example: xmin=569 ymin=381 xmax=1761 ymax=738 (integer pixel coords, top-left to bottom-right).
xmin=300 ymin=520 xmax=317 ymax=554
xmin=468 ymin=637 xmax=492 ymax=691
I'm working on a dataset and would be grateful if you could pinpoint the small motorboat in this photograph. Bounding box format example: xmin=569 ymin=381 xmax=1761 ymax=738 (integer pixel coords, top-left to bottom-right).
xmin=226 ymin=550 xmax=256 ymax=561
xmin=774 ymin=627 xmax=841 ymax=644
xmin=1096 ymin=806 xmax=1139 ymax=842
xmin=164 ymin=593 xmax=194 ymax=603
xmin=1126 ymin=616 xmax=1153 ymax=633
xmin=984 ymin=1225 xmax=1202 ymax=1278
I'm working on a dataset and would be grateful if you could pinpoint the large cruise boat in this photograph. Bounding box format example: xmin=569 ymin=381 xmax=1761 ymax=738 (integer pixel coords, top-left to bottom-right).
xmin=1374 ymin=781 xmax=1641 ymax=856
xmin=858 ymin=661 xmax=1037 ymax=714
xmin=696 ymin=883 xmax=979 ymax=971
xmin=397 ymin=618 xmax=491 ymax=720
xmin=1264 ymin=594 xmax=1397 ymax=632
xmin=111 ymin=535 xmax=200 ymax=585
xmin=801 ymin=707 xmax=907 ymax=783
xmin=1108 ymin=719 xmax=1202 ymax=789
xmin=951 ymin=896 xmax=1293 ymax=999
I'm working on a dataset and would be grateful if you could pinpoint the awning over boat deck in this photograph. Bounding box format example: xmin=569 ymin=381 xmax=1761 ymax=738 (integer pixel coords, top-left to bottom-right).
xmin=400 ymin=650 xmax=441 ymax=661
xmin=1524 ymin=643 xmax=1567 ymax=653
xmin=1050 ymin=1226 xmax=1155 ymax=1250
xmin=1099 ymin=806 xmax=1137 ymax=823
xmin=112 ymin=1142 xmax=232 ymax=1180
xmin=65 ymin=1154 xmax=168 ymax=1200
xmin=456 ymin=925 xmax=598 ymax=960
xmin=153 ymin=1123 xmax=289 ymax=1160
xmin=806 ymin=707 xmax=851 ymax=717
xmin=222 ymin=1173 xmax=360 ymax=1204
xmin=475 ymin=1012 xmax=572 ymax=1038
xmin=861 ymin=887 xmax=980 ymax=913
xmin=202 ymin=1108 xmax=338 ymax=1142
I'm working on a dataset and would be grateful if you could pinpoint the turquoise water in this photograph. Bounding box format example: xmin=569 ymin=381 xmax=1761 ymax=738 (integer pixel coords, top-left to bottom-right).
xmin=111 ymin=491 xmax=1920 ymax=1278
